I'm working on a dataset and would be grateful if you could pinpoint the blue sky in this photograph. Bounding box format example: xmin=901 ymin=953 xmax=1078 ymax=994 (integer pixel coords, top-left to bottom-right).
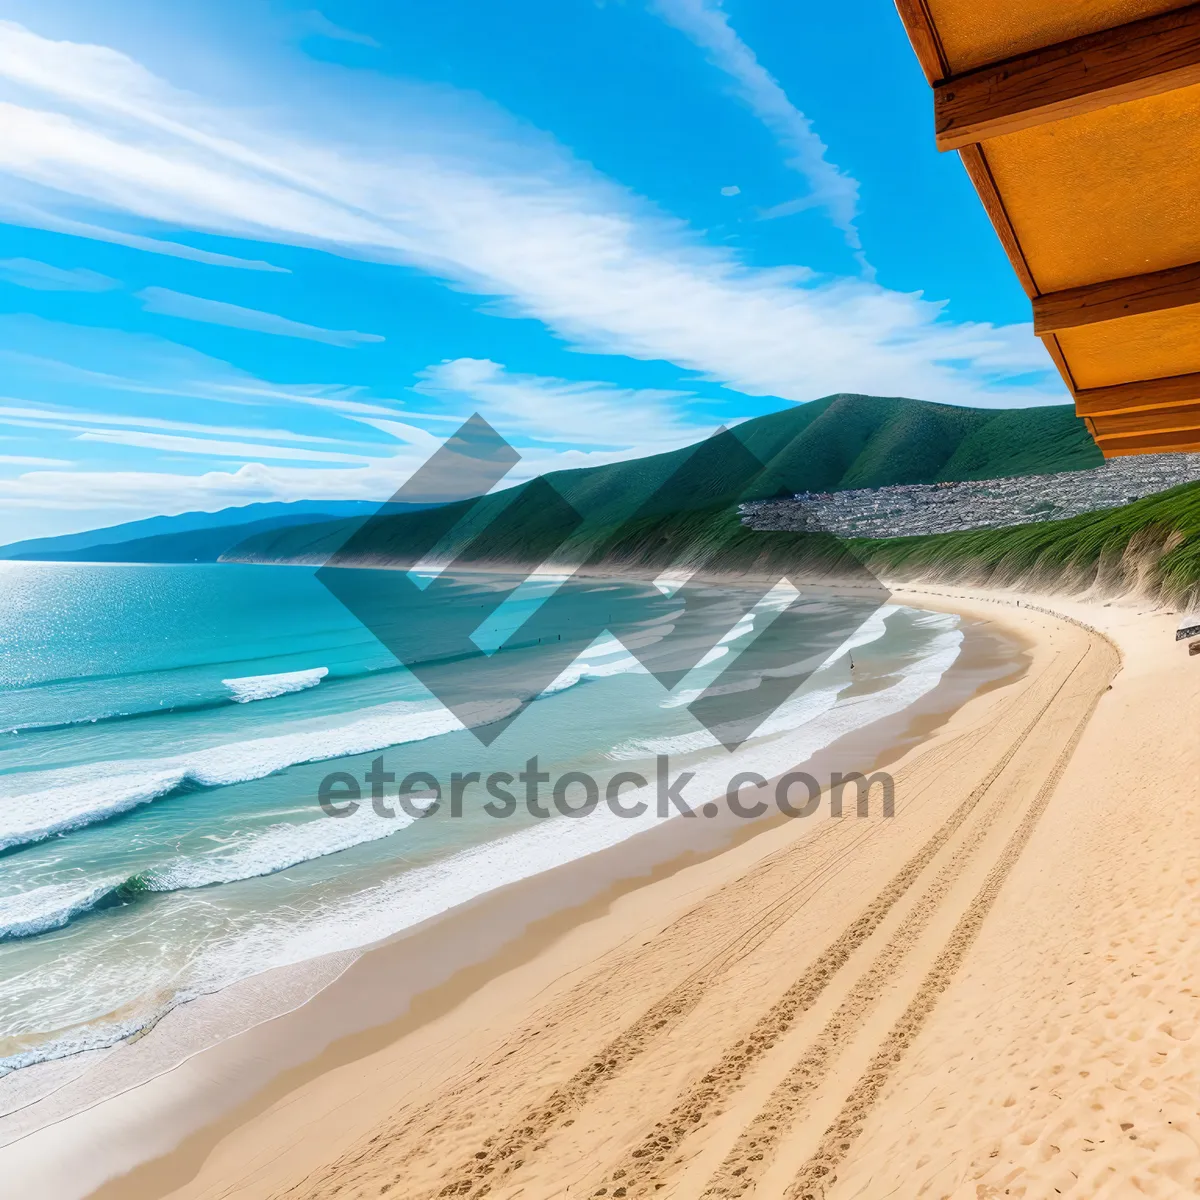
xmin=0 ymin=0 xmax=1064 ymax=540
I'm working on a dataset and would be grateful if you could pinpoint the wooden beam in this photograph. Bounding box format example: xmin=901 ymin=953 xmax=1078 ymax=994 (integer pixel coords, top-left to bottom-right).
xmin=935 ymin=3 xmax=1200 ymax=151
xmin=1098 ymin=427 xmax=1200 ymax=456
xmin=957 ymin=144 xmax=1039 ymax=297
xmin=1040 ymin=330 xmax=1079 ymax=393
xmin=1034 ymin=260 xmax=1200 ymax=333
xmin=1092 ymin=403 xmax=1200 ymax=438
xmin=893 ymin=0 xmax=948 ymax=85
xmin=1074 ymin=370 xmax=1200 ymax=417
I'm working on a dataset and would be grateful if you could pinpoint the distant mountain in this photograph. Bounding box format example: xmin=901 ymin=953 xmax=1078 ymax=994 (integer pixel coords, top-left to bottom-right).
xmin=227 ymin=395 xmax=1102 ymax=567
xmin=0 ymin=500 xmax=431 ymax=563
xmin=8 ymin=396 xmax=1102 ymax=566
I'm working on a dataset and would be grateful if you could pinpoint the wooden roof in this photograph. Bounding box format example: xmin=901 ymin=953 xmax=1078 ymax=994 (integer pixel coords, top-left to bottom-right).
xmin=896 ymin=0 xmax=1200 ymax=456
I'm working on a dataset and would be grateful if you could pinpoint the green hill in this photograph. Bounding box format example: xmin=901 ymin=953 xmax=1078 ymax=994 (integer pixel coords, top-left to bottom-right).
xmin=227 ymin=394 xmax=1100 ymax=566
xmin=859 ymin=479 xmax=1200 ymax=603
xmin=221 ymin=393 xmax=1200 ymax=605
xmin=588 ymin=480 xmax=1200 ymax=607
xmin=603 ymin=483 xmax=1200 ymax=605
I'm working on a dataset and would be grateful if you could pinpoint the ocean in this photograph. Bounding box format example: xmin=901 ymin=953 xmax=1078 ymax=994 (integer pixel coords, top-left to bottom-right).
xmin=0 ymin=560 xmax=963 ymax=1075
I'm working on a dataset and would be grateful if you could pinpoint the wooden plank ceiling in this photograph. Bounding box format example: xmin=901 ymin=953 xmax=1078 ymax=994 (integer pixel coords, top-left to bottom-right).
xmin=896 ymin=0 xmax=1200 ymax=456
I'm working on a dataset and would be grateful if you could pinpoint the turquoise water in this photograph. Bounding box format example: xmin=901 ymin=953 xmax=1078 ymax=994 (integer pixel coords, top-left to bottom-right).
xmin=0 ymin=561 xmax=962 ymax=1072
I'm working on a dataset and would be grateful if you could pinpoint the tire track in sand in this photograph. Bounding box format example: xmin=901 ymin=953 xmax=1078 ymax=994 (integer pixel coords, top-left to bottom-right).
xmin=281 ymin=628 xmax=1068 ymax=1200
xmin=698 ymin=640 xmax=1114 ymax=1197
xmin=583 ymin=640 xmax=1105 ymax=1200
xmin=428 ymin=652 xmax=1078 ymax=1200
xmin=426 ymin=746 xmax=966 ymax=1199
xmin=784 ymin=636 xmax=1117 ymax=1200
xmin=288 ymin=720 xmax=979 ymax=1200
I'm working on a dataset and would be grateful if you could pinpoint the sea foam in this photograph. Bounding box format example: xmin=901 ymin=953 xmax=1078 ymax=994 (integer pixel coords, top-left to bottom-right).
xmin=0 ymin=801 xmax=435 ymax=941
xmin=0 ymin=606 xmax=964 ymax=1073
xmin=0 ymin=702 xmax=463 ymax=853
xmin=0 ymin=878 xmax=125 ymax=941
xmin=222 ymin=667 xmax=328 ymax=703
xmin=0 ymin=641 xmax=659 ymax=853
xmin=209 ymin=612 xmax=966 ymax=979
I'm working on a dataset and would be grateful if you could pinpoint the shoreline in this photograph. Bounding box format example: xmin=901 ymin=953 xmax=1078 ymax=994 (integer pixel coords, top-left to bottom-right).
xmin=27 ymin=577 xmax=1197 ymax=1199
xmin=0 ymin=597 xmax=1021 ymax=1197
xmin=0 ymin=593 xmax=986 ymax=1081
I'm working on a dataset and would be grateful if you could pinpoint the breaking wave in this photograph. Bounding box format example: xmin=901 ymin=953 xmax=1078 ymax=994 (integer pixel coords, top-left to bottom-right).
xmin=0 ymin=703 xmax=462 ymax=854
xmin=222 ymin=667 xmax=328 ymax=703
xmin=0 ymin=641 xmax=657 ymax=855
xmin=0 ymin=801 xmax=432 ymax=940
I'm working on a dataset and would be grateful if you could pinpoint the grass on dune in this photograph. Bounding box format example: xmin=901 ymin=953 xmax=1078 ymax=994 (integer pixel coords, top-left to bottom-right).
xmin=553 ymin=480 xmax=1200 ymax=607
xmin=857 ymin=480 xmax=1200 ymax=603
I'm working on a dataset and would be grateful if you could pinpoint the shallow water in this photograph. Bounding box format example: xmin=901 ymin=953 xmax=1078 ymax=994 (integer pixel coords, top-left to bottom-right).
xmin=0 ymin=561 xmax=961 ymax=1072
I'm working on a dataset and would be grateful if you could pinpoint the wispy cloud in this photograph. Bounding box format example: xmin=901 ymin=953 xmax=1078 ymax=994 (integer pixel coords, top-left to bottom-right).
xmin=651 ymin=0 xmax=865 ymax=263
xmin=0 ymin=432 xmax=707 ymax=516
xmin=2 ymin=203 xmax=287 ymax=272
xmin=0 ymin=315 xmax=414 ymax=424
xmin=415 ymin=358 xmax=712 ymax=451
xmin=0 ymin=453 xmax=70 ymax=466
xmin=0 ymin=398 xmax=361 ymax=444
xmin=74 ymin=428 xmax=376 ymax=462
xmin=0 ymin=318 xmax=465 ymax=522
xmin=0 ymin=459 xmax=424 ymax=512
xmin=137 ymin=287 xmax=385 ymax=347
xmin=0 ymin=20 xmax=1062 ymax=420
xmin=0 ymin=333 xmax=660 ymax=519
xmin=0 ymin=257 xmax=117 ymax=291
xmin=299 ymin=10 xmax=381 ymax=48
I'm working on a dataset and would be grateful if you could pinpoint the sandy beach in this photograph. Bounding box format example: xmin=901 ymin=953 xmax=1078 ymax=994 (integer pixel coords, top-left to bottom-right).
xmin=2 ymin=584 xmax=1195 ymax=1199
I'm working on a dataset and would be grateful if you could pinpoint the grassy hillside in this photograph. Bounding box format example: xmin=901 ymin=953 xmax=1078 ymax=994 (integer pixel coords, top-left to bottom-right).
xmin=242 ymin=483 xmax=1200 ymax=611
xmin=223 ymin=390 xmax=1200 ymax=605
xmin=729 ymin=394 xmax=1100 ymax=494
xmin=474 ymin=483 xmax=1200 ymax=606
xmin=228 ymin=395 xmax=1099 ymax=566
xmin=587 ymin=482 xmax=1200 ymax=605
xmin=859 ymin=479 xmax=1200 ymax=603
xmin=558 ymin=482 xmax=1200 ymax=607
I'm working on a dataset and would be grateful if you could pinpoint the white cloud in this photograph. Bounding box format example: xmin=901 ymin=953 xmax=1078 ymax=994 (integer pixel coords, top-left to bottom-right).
xmin=0 ymin=317 xmax=469 ymax=526
xmin=652 ymin=0 xmax=864 ymax=259
xmin=720 ymin=185 xmax=740 ymax=197
xmin=73 ymin=428 xmax=376 ymax=462
xmin=0 ymin=459 xmax=422 ymax=512
xmin=0 ymin=453 xmax=70 ymax=465
xmin=0 ymin=328 xmax=677 ymax=522
xmin=0 ymin=398 xmax=363 ymax=444
xmin=0 ymin=315 xmax=420 ymax=424
xmin=0 ymin=434 xmax=701 ymax=518
xmin=0 ymin=256 xmax=116 ymax=291
xmin=3 ymin=202 xmax=287 ymax=271
xmin=137 ymin=286 xmax=385 ymax=346
xmin=0 ymin=20 xmax=1063 ymax=424
xmin=414 ymin=358 xmax=711 ymax=450
xmin=0 ymin=361 xmax=718 ymax=519
xmin=299 ymin=10 xmax=381 ymax=48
